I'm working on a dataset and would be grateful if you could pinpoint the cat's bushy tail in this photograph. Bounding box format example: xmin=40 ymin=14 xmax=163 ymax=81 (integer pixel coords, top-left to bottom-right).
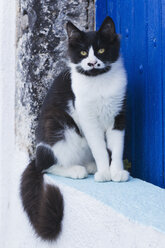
xmin=20 ymin=145 xmax=64 ymax=241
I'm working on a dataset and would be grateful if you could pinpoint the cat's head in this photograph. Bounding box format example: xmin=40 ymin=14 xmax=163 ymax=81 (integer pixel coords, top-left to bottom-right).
xmin=66 ymin=16 xmax=120 ymax=76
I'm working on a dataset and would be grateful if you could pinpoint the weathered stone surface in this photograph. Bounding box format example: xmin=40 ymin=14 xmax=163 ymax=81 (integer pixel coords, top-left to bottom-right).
xmin=16 ymin=0 xmax=94 ymax=157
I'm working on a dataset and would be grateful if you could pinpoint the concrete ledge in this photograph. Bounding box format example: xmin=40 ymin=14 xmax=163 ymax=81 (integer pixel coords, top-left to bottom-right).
xmin=45 ymin=174 xmax=165 ymax=248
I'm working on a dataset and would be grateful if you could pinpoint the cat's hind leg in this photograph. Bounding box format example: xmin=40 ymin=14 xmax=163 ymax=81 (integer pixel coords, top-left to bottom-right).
xmin=46 ymin=127 xmax=94 ymax=179
xmin=46 ymin=164 xmax=88 ymax=179
xmin=37 ymin=142 xmax=88 ymax=179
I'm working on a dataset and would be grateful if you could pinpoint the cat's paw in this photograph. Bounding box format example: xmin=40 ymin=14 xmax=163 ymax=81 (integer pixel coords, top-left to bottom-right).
xmin=110 ymin=169 xmax=130 ymax=182
xmin=70 ymin=165 xmax=88 ymax=179
xmin=94 ymin=168 xmax=111 ymax=182
xmin=85 ymin=162 xmax=97 ymax=174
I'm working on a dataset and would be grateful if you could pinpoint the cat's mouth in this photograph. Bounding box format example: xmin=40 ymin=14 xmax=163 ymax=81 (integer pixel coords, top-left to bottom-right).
xmin=76 ymin=65 xmax=111 ymax=76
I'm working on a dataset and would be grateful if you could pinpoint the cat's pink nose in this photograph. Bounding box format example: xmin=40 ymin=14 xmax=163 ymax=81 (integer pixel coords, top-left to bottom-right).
xmin=88 ymin=61 xmax=97 ymax=67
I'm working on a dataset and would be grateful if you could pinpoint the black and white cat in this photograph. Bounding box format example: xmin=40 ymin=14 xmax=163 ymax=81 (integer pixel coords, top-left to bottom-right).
xmin=20 ymin=17 xmax=129 ymax=241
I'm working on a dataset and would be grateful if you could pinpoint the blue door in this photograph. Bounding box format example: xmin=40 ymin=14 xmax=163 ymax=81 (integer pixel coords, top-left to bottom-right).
xmin=95 ymin=0 xmax=165 ymax=188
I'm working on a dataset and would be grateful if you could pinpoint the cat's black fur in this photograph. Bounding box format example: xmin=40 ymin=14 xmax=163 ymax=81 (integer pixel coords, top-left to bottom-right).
xmin=21 ymin=159 xmax=64 ymax=241
xmin=113 ymin=98 xmax=126 ymax=130
xmin=20 ymin=17 xmax=125 ymax=242
xmin=36 ymin=69 xmax=81 ymax=146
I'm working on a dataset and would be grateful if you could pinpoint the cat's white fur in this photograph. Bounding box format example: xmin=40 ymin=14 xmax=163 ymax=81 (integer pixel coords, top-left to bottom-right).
xmin=46 ymin=47 xmax=129 ymax=182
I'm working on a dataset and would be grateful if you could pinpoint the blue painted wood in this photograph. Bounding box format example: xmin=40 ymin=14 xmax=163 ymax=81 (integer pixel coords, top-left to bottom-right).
xmin=95 ymin=0 xmax=165 ymax=188
xmin=146 ymin=0 xmax=163 ymax=186
xmin=161 ymin=0 xmax=165 ymax=186
xmin=132 ymin=0 xmax=149 ymax=182
xmin=95 ymin=0 xmax=107 ymax=30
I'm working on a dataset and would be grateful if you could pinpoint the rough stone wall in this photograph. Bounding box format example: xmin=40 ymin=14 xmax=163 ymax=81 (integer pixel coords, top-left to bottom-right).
xmin=16 ymin=0 xmax=94 ymax=157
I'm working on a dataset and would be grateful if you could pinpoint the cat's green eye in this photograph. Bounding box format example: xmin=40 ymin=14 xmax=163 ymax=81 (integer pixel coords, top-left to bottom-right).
xmin=80 ymin=51 xmax=87 ymax=56
xmin=98 ymin=48 xmax=105 ymax=54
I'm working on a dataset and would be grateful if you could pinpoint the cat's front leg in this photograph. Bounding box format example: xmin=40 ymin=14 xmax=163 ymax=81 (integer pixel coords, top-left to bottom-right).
xmin=106 ymin=129 xmax=130 ymax=182
xmin=80 ymin=119 xmax=111 ymax=182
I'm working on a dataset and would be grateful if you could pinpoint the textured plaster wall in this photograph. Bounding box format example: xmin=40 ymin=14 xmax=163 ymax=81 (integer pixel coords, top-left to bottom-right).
xmin=16 ymin=0 xmax=94 ymax=157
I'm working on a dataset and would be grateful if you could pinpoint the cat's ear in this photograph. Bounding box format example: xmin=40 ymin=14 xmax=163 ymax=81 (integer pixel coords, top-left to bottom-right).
xmin=66 ymin=21 xmax=82 ymax=41
xmin=98 ymin=16 xmax=116 ymax=41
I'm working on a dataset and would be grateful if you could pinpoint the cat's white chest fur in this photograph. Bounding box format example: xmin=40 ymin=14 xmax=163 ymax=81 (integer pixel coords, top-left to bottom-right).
xmin=70 ymin=57 xmax=127 ymax=131
xmin=95 ymin=96 xmax=119 ymax=129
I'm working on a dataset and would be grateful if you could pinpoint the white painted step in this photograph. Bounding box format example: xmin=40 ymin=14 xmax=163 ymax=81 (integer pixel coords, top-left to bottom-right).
xmin=1 ymin=149 xmax=165 ymax=248
xmin=45 ymin=173 xmax=165 ymax=248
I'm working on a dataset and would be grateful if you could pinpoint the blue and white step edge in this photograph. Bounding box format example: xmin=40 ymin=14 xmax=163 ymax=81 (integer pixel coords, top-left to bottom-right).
xmin=45 ymin=174 xmax=165 ymax=248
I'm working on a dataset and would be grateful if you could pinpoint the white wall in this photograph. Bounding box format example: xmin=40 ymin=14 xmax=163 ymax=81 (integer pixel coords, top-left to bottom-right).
xmin=0 ymin=0 xmax=16 ymax=239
